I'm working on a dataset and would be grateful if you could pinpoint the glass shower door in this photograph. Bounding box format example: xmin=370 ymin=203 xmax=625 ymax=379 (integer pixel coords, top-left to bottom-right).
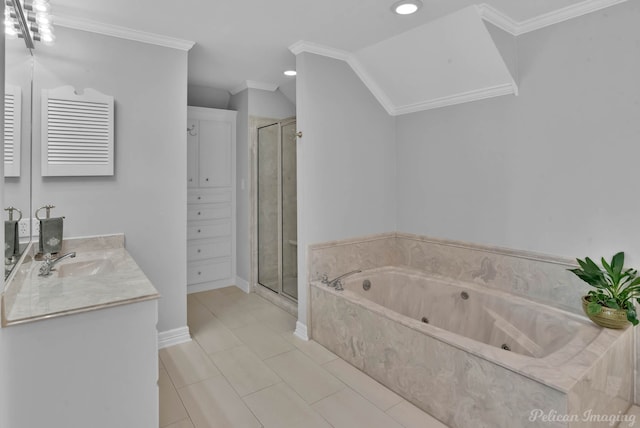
xmin=257 ymin=123 xmax=279 ymax=293
xmin=256 ymin=119 xmax=298 ymax=300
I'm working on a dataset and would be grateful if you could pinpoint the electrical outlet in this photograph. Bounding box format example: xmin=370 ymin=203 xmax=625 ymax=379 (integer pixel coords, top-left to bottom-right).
xmin=32 ymin=218 xmax=40 ymax=236
xmin=18 ymin=218 xmax=30 ymax=238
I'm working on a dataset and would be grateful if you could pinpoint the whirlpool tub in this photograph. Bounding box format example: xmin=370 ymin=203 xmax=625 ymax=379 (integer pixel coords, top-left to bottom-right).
xmin=310 ymin=266 xmax=633 ymax=428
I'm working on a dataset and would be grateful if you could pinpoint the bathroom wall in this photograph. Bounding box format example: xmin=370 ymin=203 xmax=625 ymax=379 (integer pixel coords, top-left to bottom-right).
xmin=232 ymin=88 xmax=295 ymax=286
xmin=30 ymin=27 xmax=189 ymax=333
xmin=396 ymin=0 xmax=640 ymax=267
xmin=295 ymin=52 xmax=396 ymax=331
xmin=188 ymin=84 xmax=231 ymax=109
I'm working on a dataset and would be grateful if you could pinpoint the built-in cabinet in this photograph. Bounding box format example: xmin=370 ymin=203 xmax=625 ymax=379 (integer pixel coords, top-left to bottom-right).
xmin=187 ymin=107 xmax=237 ymax=292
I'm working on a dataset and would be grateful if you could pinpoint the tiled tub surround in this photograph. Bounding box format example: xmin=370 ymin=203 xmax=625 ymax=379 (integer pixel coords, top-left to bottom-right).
xmin=1 ymin=234 xmax=159 ymax=326
xmin=309 ymin=233 xmax=634 ymax=428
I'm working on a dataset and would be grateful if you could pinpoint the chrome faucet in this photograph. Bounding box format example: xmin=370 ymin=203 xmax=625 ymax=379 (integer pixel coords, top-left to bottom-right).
xmin=38 ymin=252 xmax=76 ymax=277
xmin=320 ymin=269 xmax=362 ymax=291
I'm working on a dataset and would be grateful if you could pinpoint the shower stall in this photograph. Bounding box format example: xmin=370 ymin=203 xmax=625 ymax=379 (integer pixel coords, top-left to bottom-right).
xmin=256 ymin=118 xmax=298 ymax=301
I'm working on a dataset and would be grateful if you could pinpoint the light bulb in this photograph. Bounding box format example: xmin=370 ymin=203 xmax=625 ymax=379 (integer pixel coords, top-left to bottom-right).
xmin=391 ymin=0 xmax=422 ymax=15
xmin=284 ymin=70 xmax=297 ymax=77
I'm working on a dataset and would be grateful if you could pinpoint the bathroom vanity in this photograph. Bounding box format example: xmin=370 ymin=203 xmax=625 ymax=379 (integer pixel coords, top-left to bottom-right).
xmin=0 ymin=234 xmax=160 ymax=428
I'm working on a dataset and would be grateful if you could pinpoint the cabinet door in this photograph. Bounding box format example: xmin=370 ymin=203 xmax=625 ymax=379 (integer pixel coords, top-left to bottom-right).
xmin=187 ymin=119 xmax=199 ymax=188
xmin=198 ymin=120 xmax=232 ymax=187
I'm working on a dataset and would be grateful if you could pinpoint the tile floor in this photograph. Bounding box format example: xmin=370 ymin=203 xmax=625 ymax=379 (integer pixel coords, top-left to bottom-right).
xmin=159 ymin=286 xmax=448 ymax=428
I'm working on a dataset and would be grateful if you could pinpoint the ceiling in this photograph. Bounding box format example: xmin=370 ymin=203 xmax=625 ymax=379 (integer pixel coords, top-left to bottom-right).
xmin=50 ymin=0 xmax=619 ymax=94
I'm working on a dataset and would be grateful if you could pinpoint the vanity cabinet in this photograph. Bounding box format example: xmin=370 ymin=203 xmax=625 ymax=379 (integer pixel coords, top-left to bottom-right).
xmin=187 ymin=107 xmax=237 ymax=292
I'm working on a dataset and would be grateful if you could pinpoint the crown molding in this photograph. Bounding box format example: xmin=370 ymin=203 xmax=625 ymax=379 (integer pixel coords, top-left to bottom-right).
xmin=230 ymin=80 xmax=279 ymax=95
xmin=345 ymin=56 xmax=396 ymax=116
xmin=479 ymin=0 xmax=629 ymax=35
xmin=288 ymin=40 xmax=350 ymax=61
xmin=53 ymin=14 xmax=195 ymax=51
xmin=393 ymin=82 xmax=517 ymax=116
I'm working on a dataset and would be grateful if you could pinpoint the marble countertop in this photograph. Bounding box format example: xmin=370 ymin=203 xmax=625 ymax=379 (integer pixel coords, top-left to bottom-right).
xmin=1 ymin=234 xmax=160 ymax=326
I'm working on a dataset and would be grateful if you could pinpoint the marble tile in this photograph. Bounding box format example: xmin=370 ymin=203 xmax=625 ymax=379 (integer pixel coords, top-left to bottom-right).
xmin=159 ymin=368 xmax=188 ymax=427
xmin=232 ymin=323 xmax=295 ymax=359
xmin=163 ymin=419 xmax=195 ymax=428
xmin=311 ymin=284 xmax=568 ymax=428
xmin=308 ymin=233 xmax=397 ymax=281
xmin=323 ymin=358 xmax=402 ymax=411
xmin=265 ymin=349 xmax=344 ymax=404
xmin=312 ymin=387 xmax=404 ymax=428
xmin=280 ymin=333 xmax=338 ymax=365
xmin=243 ymin=382 xmax=332 ymax=428
xmin=178 ymin=376 xmax=261 ymax=428
xmin=209 ymin=345 xmax=281 ymax=397
xmin=159 ymin=341 xmax=221 ymax=388
xmin=386 ymin=401 xmax=449 ymax=428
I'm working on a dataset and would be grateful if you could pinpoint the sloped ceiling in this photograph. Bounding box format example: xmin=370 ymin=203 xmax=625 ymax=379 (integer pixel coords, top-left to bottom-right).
xmin=353 ymin=6 xmax=517 ymax=115
xmin=291 ymin=6 xmax=517 ymax=116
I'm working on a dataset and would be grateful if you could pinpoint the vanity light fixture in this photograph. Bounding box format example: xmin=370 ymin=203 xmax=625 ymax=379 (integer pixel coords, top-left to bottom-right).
xmin=284 ymin=70 xmax=297 ymax=76
xmin=391 ymin=0 xmax=423 ymax=15
xmin=4 ymin=0 xmax=55 ymax=48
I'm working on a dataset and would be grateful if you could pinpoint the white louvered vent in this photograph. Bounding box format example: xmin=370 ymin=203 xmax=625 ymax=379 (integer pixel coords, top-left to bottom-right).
xmin=4 ymin=84 xmax=22 ymax=178
xmin=41 ymin=86 xmax=114 ymax=176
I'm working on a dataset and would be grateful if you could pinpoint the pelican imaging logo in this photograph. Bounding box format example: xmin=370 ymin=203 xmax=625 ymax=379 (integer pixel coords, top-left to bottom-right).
xmin=529 ymin=409 xmax=636 ymax=426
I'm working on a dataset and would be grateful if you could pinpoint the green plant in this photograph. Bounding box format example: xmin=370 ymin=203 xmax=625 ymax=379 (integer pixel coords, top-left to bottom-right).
xmin=569 ymin=252 xmax=640 ymax=325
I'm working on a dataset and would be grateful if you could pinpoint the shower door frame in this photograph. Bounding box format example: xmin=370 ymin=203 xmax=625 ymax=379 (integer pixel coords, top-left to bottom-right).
xmin=250 ymin=116 xmax=298 ymax=310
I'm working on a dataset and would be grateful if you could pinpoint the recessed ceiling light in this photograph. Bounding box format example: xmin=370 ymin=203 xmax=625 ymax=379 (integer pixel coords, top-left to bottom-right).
xmin=392 ymin=0 xmax=422 ymax=15
xmin=284 ymin=70 xmax=297 ymax=76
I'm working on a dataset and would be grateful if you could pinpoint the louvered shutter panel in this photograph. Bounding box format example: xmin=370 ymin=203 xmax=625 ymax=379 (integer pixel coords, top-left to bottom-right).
xmin=4 ymin=84 xmax=22 ymax=177
xmin=41 ymin=86 xmax=114 ymax=176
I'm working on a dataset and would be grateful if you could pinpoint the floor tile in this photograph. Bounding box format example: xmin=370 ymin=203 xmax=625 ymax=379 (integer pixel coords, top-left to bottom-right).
xmin=186 ymin=295 xmax=217 ymax=334
xmin=159 ymin=340 xmax=221 ymax=388
xmin=265 ymin=349 xmax=344 ymax=404
xmin=163 ymin=418 xmax=195 ymax=428
xmin=191 ymin=314 xmax=243 ymax=354
xmin=386 ymin=400 xmax=449 ymax=428
xmin=313 ymin=388 xmax=404 ymax=428
xmin=232 ymin=324 xmax=295 ymax=359
xmin=159 ymin=368 xmax=188 ymax=427
xmin=252 ymin=304 xmax=297 ymax=333
xmin=210 ymin=345 xmax=281 ymax=397
xmin=208 ymin=304 xmax=260 ymax=330
xmin=243 ymin=382 xmax=332 ymax=428
xmin=281 ymin=333 xmax=338 ymax=365
xmin=323 ymin=358 xmax=402 ymax=411
xmin=178 ymin=376 xmax=261 ymax=428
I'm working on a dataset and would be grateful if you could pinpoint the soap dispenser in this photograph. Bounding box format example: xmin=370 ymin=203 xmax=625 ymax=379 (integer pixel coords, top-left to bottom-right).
xmin=36 ymin=205 xmax=64 ymax=255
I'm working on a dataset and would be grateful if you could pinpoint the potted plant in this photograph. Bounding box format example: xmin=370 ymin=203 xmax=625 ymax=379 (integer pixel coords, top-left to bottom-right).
xmin=568 ymin=252 xmax=640 ymax=329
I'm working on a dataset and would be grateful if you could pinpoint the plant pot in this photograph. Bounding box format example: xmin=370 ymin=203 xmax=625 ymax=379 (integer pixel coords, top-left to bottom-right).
xmin=581 ymin=296 xmax=630 ymax=329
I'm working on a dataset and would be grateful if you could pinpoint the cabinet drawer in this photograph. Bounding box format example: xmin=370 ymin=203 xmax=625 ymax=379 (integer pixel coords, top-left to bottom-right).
xmin=187 ymin=221 xmax=231 ymax=240
xmin=188 ymin=189 xmax=232 ymax=204
xmin=187 ymin=239 xmax=231 ymax=261
xmin=188 ymin=204 xmax=231 ymax=221
xmin=188 ymin=259 xmax=232 ymax=285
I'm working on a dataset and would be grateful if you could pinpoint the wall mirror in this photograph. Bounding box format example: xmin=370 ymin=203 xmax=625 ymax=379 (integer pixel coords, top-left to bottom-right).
xmin=4 ymin=35 xmax=34 ymax=281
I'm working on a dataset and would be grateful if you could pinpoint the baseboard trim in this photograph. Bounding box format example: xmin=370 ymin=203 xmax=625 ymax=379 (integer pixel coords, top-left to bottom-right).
xmin=235 ymin=276 xmax=250 ymax=293
xmin=294 ymin=321 xmax=309 ymax=341
xmin=158 ymin=326 xmax=191 ymax=349
xmin=187 ymin=280 xmax=235 ymax=294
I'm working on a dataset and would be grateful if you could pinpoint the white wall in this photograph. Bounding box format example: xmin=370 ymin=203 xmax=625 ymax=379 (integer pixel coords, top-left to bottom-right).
xmin=395 ymin=0 xmax=640 ymax=265
xmin=31 ymin=27 xmax=189 ymax=333
xmin=296 ymin=52 xmax=396 ymax=330
xmin=228 ymin=90 xmax=250 ymax=283
xmin=188 ymin=84 xmax=231 ymax=110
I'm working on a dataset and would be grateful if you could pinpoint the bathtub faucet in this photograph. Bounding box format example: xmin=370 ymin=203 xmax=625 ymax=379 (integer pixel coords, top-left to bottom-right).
xmin=321 ymin=270 xmax=362 ymax=291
